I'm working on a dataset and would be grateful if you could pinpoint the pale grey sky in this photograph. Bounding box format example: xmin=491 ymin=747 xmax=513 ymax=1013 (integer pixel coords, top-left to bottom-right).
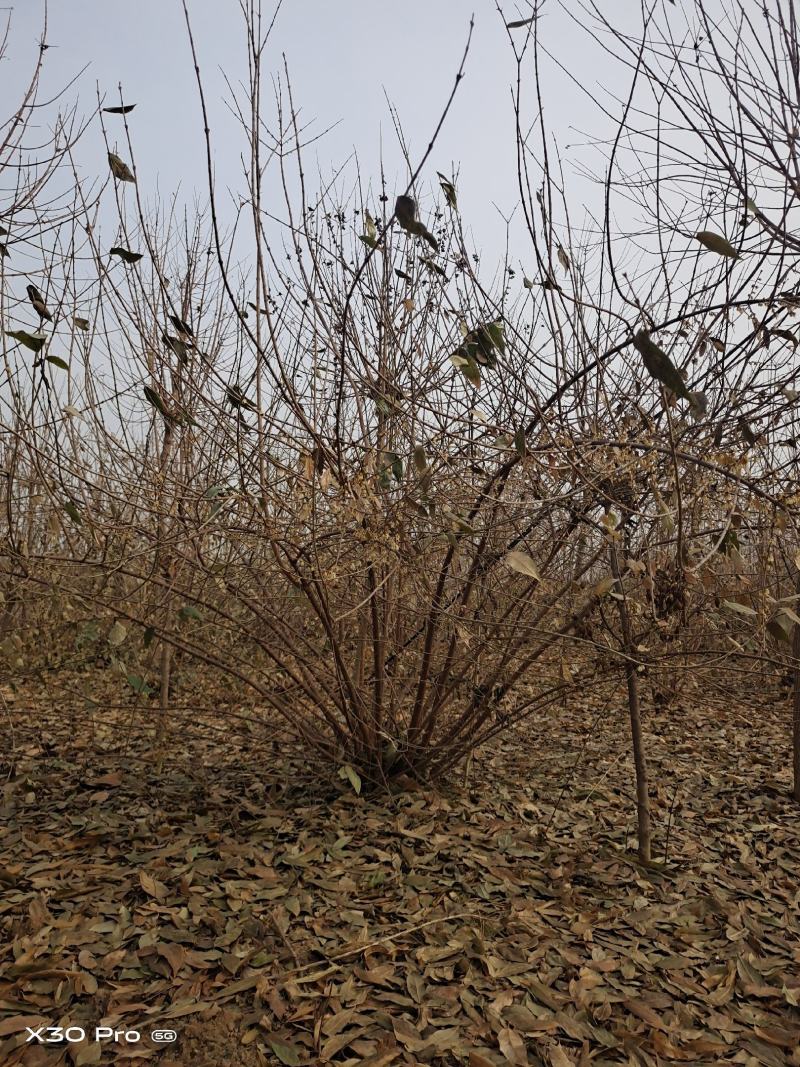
xmin=1 ymin=1 xmax=624 ymax=263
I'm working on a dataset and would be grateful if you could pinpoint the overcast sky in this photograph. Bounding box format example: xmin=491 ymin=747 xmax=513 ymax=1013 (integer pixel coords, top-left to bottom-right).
xmin=2 ymin=1 xmax=634 ymax=267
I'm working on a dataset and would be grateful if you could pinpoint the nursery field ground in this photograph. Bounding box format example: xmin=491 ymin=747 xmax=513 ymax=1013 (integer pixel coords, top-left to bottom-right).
xmin=0 ymin=670 xmax=798 ymax=1066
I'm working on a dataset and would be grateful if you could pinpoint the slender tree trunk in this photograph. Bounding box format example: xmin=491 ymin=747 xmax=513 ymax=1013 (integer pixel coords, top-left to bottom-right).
xmin=610 ymin=537 xmax=652 ymax=862
xmin=792 ymin=570 xmax=800 ymax=803
xmin=156 ymin=641 xmax=173 ymax=750
xmin=154 ymin=410 xmax=174 ymax=751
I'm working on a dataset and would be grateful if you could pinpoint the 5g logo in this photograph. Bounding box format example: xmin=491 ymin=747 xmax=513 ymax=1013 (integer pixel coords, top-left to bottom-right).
xmin=151 ymin=1030 xmax=177 ymax=1043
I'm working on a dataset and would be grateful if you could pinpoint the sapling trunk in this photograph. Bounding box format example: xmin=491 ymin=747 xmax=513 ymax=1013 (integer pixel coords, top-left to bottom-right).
xmin=157 ymin=640 xmax=172 ymax=751
xmin=610 ymin=536 xmax=652 ymax=862
xmin=792 ymin=570 xmax=800 ymax=803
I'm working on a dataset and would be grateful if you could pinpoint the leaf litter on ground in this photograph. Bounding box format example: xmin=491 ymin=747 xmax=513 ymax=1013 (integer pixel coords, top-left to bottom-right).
xmin=0 ymin=670 xmax=798 ymax=1065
